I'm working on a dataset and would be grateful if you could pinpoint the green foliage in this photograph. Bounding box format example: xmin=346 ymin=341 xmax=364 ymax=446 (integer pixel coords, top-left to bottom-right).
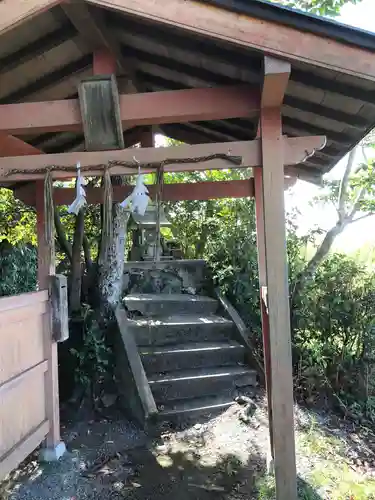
xmin=0 ymin=243 xmax=37 ymax=297
xmin=292 ymin=251 xmax=375 ymax=410
xmin=204 ymin=198 xmax=261 ymax=330
xmin=167 ymin=190 xmax=263 ymax=353
xmin=165 ymin=168 xmax=251 ymax=260
xmin=0 ymin=188 xmax=38 ymax=297
xmin=0 ymin=188 xmax=36 ymax=245
xmin=166 ymin=164 xmax=375 ymax=419
xmin=69 ymin=306 xmax=113 ymax=392
xmin=272 ymin=0 xmax=361 ymax=16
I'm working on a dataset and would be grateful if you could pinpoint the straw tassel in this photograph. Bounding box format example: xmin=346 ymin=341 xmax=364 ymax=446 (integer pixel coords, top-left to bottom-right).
xmin=99 ymin=166 xmax=113 ymax=264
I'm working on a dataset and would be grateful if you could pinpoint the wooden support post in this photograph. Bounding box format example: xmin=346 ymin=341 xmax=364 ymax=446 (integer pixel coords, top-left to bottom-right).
xmin=140 ymin=126 xmax=154 ymax=148
xmin=259 ymin=57 xmax=297 ymax=499
xmin=93 ymin=48 xmax=117 ymax=75
xmin=36 ymin=180 xmax=54 ymax=288
xmin=254 ymin=167 xmax=274 ymax=470
xmin=35 ymin=180 xmax=65 ymax=461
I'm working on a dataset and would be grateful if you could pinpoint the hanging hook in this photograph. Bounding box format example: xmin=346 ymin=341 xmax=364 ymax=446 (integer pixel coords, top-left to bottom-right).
xmin=133 ymin=156 xmax=141 ymax=175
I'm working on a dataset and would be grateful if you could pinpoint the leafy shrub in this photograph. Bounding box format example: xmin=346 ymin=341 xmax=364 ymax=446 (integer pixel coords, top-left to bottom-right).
xmin=0 ymin=242 xmax=37 ymax=297
xmin=293 ymin=253 xmax=375 ymax=412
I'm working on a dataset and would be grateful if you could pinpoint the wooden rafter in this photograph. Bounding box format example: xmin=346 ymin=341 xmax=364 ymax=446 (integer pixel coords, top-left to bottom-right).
xmin=62 ymin=1 xmax=138 ymax=91
xmin=0 ymin=23 xmax=77 ymax=75
xmin=0 ymin=136 xmax=326 ymax=181
xmin=0 ymin=56 xmax=92 ymax=105
xmin=283 ymin=117 xmax=353 ymax=147
xmin=113 ymin=20 xmax=375 ymax=106
xmin=0 ymin=0 xmax=61 ymax=36
xmin=88 ymin=0 xmax=375 ymax=81
xmin=0 ymin=85 xmax=259 ymax=134
xmin=135 ymin=67 xmax=367 ymax=132
xmin=0 ymin=134 xmax=42 ymax=157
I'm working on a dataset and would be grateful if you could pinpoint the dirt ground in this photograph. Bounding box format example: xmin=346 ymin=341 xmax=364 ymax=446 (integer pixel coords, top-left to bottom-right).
xmin=4 ymin=390 xmax=375 ymax=500
xmin=2 ymin=391 xmax=269 ymax=500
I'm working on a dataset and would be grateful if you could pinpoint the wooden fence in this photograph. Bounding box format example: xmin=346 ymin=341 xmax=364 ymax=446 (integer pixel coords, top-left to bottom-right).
xmin=0 ymin=290 xmax=53 ymax=480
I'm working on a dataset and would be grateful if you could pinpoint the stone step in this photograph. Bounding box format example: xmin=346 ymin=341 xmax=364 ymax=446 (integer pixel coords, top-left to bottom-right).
xmin=158 ymin=394 xmax=235 ymax=421
xmin=149 ymin=366 xmax=257 ymax=403
xmin=123 ymin=293 xmax=218 ymax=317
xmin=140 ymin=342 xmax=246 ymax=374
xmin=128 ymin=314 xmax=235 ymax=346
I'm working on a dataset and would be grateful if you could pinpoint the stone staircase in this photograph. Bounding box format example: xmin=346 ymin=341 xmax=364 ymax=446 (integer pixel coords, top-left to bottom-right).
xmin=121 ymin=288 xmax=257 ymax=422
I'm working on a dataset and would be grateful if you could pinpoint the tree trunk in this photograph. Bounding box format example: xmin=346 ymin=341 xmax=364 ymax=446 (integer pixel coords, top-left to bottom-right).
xmin=82 ymin=234 xmax=93 ymax=271
xmin=54 ymin=207 xmax=72 ymax=263
xmin=290 ymin=221 xmax=346 ymax=322
xmin=70 ymin=209 xmax=85 ymax=313
xmin=98 ymin=174 xmax=130 ymax=310
xmin=195 ymin=201 xmax=213 ymax=258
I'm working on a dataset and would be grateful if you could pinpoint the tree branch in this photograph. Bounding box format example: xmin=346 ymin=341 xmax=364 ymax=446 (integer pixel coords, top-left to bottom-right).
xmin=338 ymin=148 xmax=356 ymax=222
xmin=348 ymin=186 xmax=366 ymax=220
xmin=351 ymin=212 xmax=375 ymax=224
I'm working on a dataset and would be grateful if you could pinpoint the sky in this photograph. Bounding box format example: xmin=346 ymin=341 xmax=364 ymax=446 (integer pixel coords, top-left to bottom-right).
xmin=285 ymin=0 xmax=375 ymax=253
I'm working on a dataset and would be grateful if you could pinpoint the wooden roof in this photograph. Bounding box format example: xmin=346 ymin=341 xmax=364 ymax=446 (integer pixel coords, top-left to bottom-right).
xmin=1 ymin=0 xmax=375 ymax=179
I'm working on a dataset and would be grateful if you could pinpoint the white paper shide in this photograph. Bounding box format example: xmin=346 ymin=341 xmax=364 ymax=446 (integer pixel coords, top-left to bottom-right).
xmin=68 ymin=162 xmax=87 ymax=215
xmin=120 ymin=169 xmax=150 ymax=216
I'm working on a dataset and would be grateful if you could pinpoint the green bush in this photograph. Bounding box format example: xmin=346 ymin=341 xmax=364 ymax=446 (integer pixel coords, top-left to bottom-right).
xmin=293 ymin=253 xmax=375 ymax=412
xmin=0 ymin=242 xmax=37 ymax=297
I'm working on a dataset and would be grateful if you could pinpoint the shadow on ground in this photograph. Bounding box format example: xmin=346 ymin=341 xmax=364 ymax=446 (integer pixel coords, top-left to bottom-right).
xmin=3 ymin=429 xmax=323 ymax=500
xmin=111 ymin=445 xmax=323 ymax=500
xmin=3 ymin=401 xmax=323 ymax=500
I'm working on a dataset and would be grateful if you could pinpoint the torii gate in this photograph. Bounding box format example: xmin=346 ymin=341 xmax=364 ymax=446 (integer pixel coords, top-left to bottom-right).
xmin=0 ymin=50 xmax=323 ymax=499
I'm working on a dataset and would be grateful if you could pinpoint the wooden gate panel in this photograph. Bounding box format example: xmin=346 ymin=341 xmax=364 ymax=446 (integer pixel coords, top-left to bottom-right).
xmin=0 ymin=312 xmax=45 ymax=386
xmin=0 ymin=362 xmax=47 ymax=458
xmin=0 ymin=290 xmax=51 ymax=480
